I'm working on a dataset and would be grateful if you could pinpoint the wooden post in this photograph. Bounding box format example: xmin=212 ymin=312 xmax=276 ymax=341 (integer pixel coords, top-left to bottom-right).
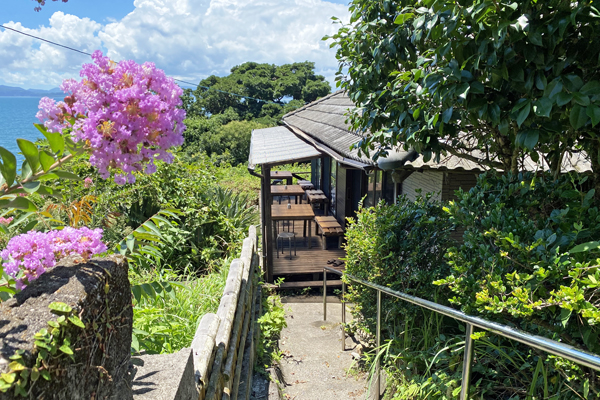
xmin=263 ymin=164 xmax=273 ymax=283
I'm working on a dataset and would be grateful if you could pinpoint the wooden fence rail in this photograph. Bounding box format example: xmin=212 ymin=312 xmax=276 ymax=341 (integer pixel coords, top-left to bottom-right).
xmin=193 ymin=225 xmax=261 ymax=400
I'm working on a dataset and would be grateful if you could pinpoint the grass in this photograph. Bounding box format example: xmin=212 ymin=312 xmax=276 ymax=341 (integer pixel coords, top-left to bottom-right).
xmin=130 ymin=259 xmax=230 ymax=354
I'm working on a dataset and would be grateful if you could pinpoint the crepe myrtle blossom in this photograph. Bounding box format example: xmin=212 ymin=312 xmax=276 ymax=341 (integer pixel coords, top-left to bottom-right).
xmin=1 ymin=227 xmax=107 ymax=289
xmin=0 ymin=217 xmax=13 ymax=225
xmin=36 ymin=50 xmax=186 ymax=184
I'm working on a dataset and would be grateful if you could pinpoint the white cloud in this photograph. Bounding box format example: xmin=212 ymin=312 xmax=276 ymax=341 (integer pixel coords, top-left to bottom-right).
xmin=0 ymin=0 xmax=349 ymax=89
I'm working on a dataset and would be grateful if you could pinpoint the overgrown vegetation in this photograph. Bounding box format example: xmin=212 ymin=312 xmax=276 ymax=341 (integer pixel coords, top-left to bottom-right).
xmin=345 ymin=172 xmax=600 ymax=399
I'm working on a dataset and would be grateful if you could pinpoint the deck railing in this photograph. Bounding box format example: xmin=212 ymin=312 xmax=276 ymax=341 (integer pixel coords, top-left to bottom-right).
xmin=322 ymin=266 xmax=600 ymax=400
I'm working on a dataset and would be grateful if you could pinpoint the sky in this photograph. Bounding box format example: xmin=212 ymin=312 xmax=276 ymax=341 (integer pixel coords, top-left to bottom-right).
xmin=1 ymin=0 xmax=351 ymax=90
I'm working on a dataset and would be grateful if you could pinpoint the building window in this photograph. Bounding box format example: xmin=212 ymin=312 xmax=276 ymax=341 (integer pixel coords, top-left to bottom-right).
xmin=330 ymin=159 xmax=337 ymax=216
xmin=365 ymin=170 xmax=383 ymax=208
xmin=314 ymin=158 xmax=321 ymax=189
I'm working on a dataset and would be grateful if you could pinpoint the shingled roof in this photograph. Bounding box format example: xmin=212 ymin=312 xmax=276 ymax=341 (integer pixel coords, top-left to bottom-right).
xmin=282 ymin=91 xmax=373 ymax=165
xmin=283 ymin=91 xmax=592 ymax=174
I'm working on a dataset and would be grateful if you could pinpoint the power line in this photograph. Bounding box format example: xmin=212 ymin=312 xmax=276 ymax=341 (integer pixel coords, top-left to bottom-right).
xmin=0 ymin=24 xmax=279 ymax=104
xmin=0 ymin=24 xmax=92 ymax=56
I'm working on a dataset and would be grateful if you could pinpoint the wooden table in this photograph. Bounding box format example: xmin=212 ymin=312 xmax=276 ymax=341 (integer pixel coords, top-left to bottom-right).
xmin=270 ymin=185 xmax=305 ymax=204
xmin=271 ymin=204 xmax=315 ymax=249
xmin=270 ymin=171 xmax=293 ymax=185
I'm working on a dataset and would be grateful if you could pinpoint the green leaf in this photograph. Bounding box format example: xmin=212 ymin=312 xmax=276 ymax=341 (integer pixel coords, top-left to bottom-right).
xmin=533 ymin=97 xmax=552 ymax=117
xmin=572 ymin=92 xmax=590 ymax=106
xmin=0 ymin=147 xmax=17 ymax=187
xmin=580 ymin=81 xmax=600 ymax=96
xmin=53 ymin=170 xmax=82 ymax=181
xmin=20 ymin=161 xmax=32 ymax=181
xmin=442 ymin=107 xmax=453 ymax=123
xmin=40 ymin=370 xmax=51 ymax=381
xmin=570 ymin=241 xmax=600 ymax=253
xmin=570 ymin=105 xmax=588 ymax=129
xmin=39 ymin=150 xmax=55 ymax=172
xmin=48 ymin=302 xmax=72 ymax=313
xmin=555 ymin=92 xmax=573 ymax=107
xmin=5 ymin=197 xmax=37 ymax=212
xmin=394 ymin=13 xmax=414 ymax=25
xmin=1 ymin=373 xmax=15 ymax=384
xmin=68 ymin=315 xmax=85 ymax=329
xmin=30 ymin=368 xmax=39 ymax=382
xmin=16 ymin=139 xmax=40 ymax=173
xmin=516 ymin=130 xmax=539 ymax=150
xmin=36 ymin=173 xmax=60 ymax=182
xmin=560 ymin=308 xmax=572 ymax=328
xmin=535 ymin=73 xmax=547 ymax=90
xmin=547 ymin=79 xmax=563 ymax=99
xmin=587 ymin=104 xmax=600 ymax=127
xmin=131 ymin=285 xmax=142 ymax=303
xmin=21 ymin=181 xmax=41 ymax=194
xmin=131 ymin=333 xmax=140 ymax=353
xmin=516 ymin=102 xmax=531 ymax=126
xmin=35 ymin=124 xmax=65 ymax=156
xmin=47 ymin=321 xmax=60 ymax=328
xmin=59 ymin=344 xmax=73 ymax=355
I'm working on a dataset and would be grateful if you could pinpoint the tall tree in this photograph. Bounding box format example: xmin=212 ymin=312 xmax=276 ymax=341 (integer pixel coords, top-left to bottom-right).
xmin=328 ymin=0 xmax=600 ymax=177
xmin=183 ymin=61 xmax=330 ymax=120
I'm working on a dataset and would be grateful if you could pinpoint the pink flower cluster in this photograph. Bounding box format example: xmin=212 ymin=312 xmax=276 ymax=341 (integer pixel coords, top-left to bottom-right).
xmin=0 ymin=217 xmax=13 ymax=226
xmin=1 ymin=227 xmax=107 ymax=289
xmin=37 ymin=50 xmax=186 ymax=184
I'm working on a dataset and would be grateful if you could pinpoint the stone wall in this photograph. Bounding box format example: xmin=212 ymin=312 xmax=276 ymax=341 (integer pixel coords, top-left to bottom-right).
xmin=0 ymin=254 xmax=133 ymax=400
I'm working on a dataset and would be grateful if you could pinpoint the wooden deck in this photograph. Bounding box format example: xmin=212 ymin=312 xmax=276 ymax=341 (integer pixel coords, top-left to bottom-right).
xmin=271 ymin=217 xmax=346 ymax=284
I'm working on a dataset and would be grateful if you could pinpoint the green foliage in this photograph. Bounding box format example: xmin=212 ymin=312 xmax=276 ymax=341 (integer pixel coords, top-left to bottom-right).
xmin=183 ymin=61 xmax=330 ymax=121
xmin=256 ymin=291 xmax=287 ymax=371
xmin=434 ymin=171 xmax=600 ymax=398
xmin=184 ymin=120 xmax=270 ymax=166
xmin=0 ymin=302 xmax=85 ymax=396
xmin=328 ymin=0 xmax=600 ymax=175
xmin=130 ymin=264 xmax=229 ymax=354
xmin=0 ymin=124 xmax=84 ymax=216
xmin=345 ymin=174 xmax=600 ymax=399
xmin=344 ymin=194 xmax=454 ymax=336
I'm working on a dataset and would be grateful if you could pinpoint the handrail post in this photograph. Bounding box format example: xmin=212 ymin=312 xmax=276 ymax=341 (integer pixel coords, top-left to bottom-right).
xmin=323 ymin=269 xmax=327 ymax=321
xmin=341 ymin=280 xmax=346 ymax=351
xmin=460 ymin=323 xmax=475 ymax=400
xmin=375 ymin=289 xmax=381 ymax=399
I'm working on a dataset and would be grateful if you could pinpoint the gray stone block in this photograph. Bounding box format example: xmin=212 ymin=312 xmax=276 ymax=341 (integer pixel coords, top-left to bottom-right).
xmin=0 ymin=254 xmax=133 ymax=400
xmin=132 ymin=348 xmax=196 ymax=400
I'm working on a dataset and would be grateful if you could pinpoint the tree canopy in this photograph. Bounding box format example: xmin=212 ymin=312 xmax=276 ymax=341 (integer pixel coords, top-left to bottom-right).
xmin=328 ymin=0 xmax=600 ymax=176
xmin=181 ymin=61 xmax=331 ymax=165
xmin=182 ymin=61 xmax=330 ymax=121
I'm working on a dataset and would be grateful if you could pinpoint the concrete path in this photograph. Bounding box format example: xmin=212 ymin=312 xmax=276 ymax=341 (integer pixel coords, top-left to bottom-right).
xmin=274 ymin=296 xmax=373 ymax=400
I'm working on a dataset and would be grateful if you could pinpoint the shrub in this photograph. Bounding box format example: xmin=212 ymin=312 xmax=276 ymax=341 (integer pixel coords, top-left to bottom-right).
xmin=344 ymin=193 xmax=454 ymax=337
xmin=435 ymin=171 xmax=600 ymax=398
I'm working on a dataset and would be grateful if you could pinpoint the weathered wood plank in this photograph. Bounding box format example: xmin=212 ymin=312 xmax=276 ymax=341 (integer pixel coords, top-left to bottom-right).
xmin=192 ymin=313 xmax=221 ymax=397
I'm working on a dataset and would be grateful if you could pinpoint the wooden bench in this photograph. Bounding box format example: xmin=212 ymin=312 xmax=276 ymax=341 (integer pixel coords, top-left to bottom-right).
xmin=314 ymin=216 xmax=344 ymax=250
xmin=297 ymin=180 xmax=315 ymax=190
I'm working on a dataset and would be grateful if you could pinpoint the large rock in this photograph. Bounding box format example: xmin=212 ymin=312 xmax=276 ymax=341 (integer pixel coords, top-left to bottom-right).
xmin=0 ymin=254 xmax=133 ymax=400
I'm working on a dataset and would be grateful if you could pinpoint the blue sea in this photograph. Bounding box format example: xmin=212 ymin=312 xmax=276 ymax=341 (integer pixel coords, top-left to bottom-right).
xmin=0 ymin=96 xmax=63 ymax=163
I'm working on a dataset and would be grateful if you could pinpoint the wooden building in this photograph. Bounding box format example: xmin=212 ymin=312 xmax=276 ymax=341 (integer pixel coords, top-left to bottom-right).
xmin=250 ymin=91 xmax=592 ymax=283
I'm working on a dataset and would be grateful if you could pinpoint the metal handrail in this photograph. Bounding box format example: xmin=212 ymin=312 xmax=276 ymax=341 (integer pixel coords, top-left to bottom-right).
xmin=322 ymin=266 xmax=600 ymax=400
